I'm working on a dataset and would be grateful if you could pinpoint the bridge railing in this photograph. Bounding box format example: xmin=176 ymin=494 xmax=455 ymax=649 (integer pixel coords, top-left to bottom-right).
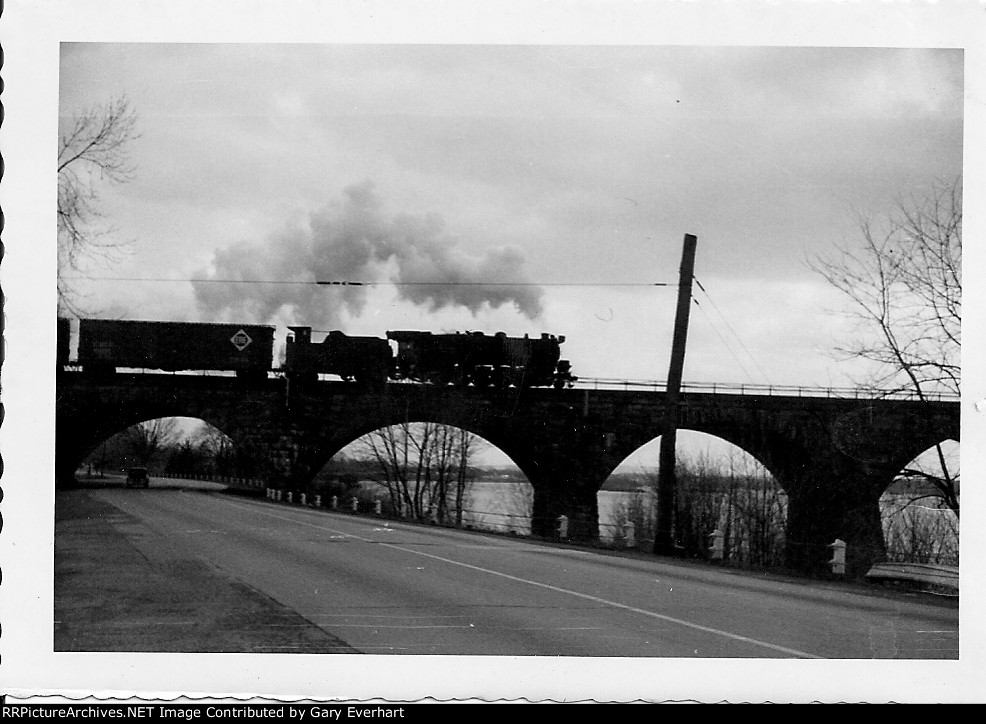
xmin=572 ymin=377 xmax=960 ymax=401
xmin=61 ymin=366 xmax=959 ymax=401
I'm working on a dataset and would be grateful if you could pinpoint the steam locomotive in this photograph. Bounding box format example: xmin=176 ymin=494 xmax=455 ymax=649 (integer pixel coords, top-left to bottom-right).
xmin=61 ymin=318 xmax=577 ymax=390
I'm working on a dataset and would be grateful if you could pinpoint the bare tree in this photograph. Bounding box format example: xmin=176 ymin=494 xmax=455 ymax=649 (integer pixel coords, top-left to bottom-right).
xmin=194 ymin=423 xmax=236 ymax=476
xmin=430 ymin=423 xmax=482 ymax=525
xmin=356 ymin=422 xmax=483 ymax=523
xmin=718 ymin=453 xmax=787 ymax=568
xmin=57 ymin=96 xmax=140 ymax=313
xmin=605 ymin=482 xmax=657 ymax=548
xmin=674 ymin=454 xmax=733 ymax=559
xmin=881 ymin=491 xmax=959 ymax=566
xmin=811 ymin=177 xmax=961 ymax=515
xmin=121 ymin=418 xmax=180 ymax=468
xmin=622 ymin=450 xmax=785 ymax=566
xmin=165 ymin=438 xmax=208 ymax=477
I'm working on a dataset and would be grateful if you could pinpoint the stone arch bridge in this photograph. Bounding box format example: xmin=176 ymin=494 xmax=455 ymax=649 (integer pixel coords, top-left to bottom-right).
xmin=56 ymin=373 xmax=959 ymax=577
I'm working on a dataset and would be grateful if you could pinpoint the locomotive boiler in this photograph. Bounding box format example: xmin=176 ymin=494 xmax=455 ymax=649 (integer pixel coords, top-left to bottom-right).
xmin=387 ymin=330 xmax=575 ymax=389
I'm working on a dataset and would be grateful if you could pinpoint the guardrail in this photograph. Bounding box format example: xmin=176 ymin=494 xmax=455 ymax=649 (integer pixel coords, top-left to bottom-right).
xmin=160 ymin=471 xmax=265 ymax=487
xmin=573 ymin=377 xmax=960 ymax=402
xmin=865 ymin=562 xmax=959 ymax=592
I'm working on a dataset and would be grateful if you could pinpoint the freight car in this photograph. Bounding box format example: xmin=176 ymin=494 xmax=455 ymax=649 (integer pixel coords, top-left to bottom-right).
xmin=76 ymin=319 xmax=275 ymax=381
xmin=57 ymin=317 xmax=71 ymax=371
xmin=387 ymin=330 xmax=575 ymax=389
xmin=284 ymin=326 xmax=392 ymax=388
xmin=66 ymin=318 xmax=577 ymax=390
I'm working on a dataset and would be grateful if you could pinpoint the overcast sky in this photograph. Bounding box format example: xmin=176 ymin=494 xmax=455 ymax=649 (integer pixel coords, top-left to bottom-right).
xmin=59 ymin=43 xmax=963 ymax=389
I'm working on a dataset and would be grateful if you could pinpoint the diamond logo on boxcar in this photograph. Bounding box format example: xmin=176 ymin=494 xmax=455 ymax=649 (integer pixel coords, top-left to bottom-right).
xmin=230 ymin=329 xmax=252 ymax=351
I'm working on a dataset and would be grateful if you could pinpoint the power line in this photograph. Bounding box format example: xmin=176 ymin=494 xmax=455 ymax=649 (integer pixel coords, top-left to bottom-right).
xmin=693 ymin=277 xmax=772 ymax=386
xmin=692 ymin=297 xmax=757 ymax=384
xmin=70 ymin=276 xmax=674 ymax=288
xmin=316 ymin=280 xmax=673 ymax=287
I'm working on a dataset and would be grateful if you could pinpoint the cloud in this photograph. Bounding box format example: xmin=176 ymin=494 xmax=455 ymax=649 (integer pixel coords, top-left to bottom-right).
xmin=192 ymin=181 xmax=544 ymax=326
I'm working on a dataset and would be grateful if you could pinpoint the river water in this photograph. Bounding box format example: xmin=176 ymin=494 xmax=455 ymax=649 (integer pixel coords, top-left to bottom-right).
xmin=456 ymin=481 xmax=665 ymax=542
xmin=454 ymin=481 xmax=958 ymax=565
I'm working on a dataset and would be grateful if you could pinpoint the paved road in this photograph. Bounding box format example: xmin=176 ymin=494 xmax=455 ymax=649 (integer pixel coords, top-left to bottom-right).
xmin=66 ymin=487 xmax=958 ymax=658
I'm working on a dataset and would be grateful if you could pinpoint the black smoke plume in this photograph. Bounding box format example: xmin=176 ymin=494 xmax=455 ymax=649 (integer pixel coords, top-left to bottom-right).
xmin=192 ymin=181 xmax=544 ymax=326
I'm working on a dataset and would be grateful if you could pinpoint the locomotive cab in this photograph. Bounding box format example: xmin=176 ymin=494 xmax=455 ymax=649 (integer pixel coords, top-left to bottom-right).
xmin=284 ymin=326 xmax=319 ymax=384
xmin=288 ymin=326 xmax=312 ymax=345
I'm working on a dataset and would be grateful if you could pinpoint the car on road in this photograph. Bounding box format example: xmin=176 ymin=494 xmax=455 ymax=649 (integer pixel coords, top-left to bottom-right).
xmin=124 ymin=467 xmax=150 ymax=489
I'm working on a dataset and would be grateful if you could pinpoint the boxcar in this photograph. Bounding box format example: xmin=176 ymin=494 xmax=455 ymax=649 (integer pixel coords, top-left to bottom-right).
xmin=57 ymin=317 xmax=71 ymax=370
xmin=77 ymin=319 xmax=274 ymax=379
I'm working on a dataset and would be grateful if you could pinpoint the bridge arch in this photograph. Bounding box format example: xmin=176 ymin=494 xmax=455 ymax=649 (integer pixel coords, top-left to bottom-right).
xmin=599 ymin=430 xmax=787 ymax=561
xmin=296 ymin=413 xmax=536 ymax=491
xmin=879 ymin=438 xmax=959 ymax=566
xmin=73 ymin=415 xmax=241 ymax=482
xmin=65 ymin=408 xmax=237 ymax=479
xmin=608 ymin=427 xmax=783 ymax=488
xmin=882 ymin=435 xmax=960 ymax=491
xmin=305 ymin=420 xmax=535 ymax=532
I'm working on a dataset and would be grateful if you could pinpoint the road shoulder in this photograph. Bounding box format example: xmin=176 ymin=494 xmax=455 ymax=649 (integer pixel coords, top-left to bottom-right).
xmin=55 ymin=489 xmax=360 ymax=653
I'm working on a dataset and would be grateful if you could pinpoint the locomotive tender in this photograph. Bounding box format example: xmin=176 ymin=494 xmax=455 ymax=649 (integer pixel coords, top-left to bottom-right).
xmin=284 ymin=326 xmax=392 ymax=388
xmin=62 ymin=318 xmax=577 ymax=390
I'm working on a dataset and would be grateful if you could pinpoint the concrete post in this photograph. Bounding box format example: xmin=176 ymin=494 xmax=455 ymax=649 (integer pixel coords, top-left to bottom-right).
xmin=276 ymin=490 xmax=283 ymax=502
xmin=828 ymin=538 xmax=847 ymax=576
xmin=708 ymin=529 xmax=724 ymax=561
xmin=558 ymin=515 xmax=569 ymax=540
xmin=374 ymin=499 xmax=382 ymax=516
xmin=623 ymin=521 xmax=636 ymax=549
xmin=314 ymin=494 xmax=322 ymax=508
xmin=286 ymin=492 xmax=293 ymax=504
xmin=300 ymin=493 xmax=307 ymax=506
xmin=351 ymin=496 xmax=359 ymax=512
xmin=331 ymin=495 xmax=338 ymax=509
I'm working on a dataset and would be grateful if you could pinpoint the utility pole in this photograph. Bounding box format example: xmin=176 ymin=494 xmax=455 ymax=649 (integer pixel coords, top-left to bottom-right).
xmin=653 ymin=233 xmax=698 ymax=555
